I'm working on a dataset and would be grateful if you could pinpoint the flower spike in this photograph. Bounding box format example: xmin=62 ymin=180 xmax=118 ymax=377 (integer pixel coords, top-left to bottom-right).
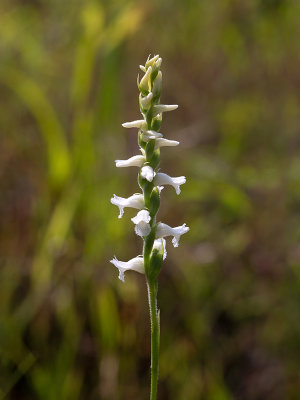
xmin=110 ymin=54 xmax=188 ymax=400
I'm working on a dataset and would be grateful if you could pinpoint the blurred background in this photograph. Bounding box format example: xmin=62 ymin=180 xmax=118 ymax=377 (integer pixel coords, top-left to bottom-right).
xmin=1 ymin=0 xmax=300 ymax=399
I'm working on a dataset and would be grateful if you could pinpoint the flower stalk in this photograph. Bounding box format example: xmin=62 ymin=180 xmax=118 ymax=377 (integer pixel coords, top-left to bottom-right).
xmin=110 ymin=54 xmax=189 ymax=400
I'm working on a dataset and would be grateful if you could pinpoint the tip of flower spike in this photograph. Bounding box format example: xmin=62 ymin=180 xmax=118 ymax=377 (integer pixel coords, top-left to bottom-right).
xmin=146 ymin=54 xmax=160 ymax=69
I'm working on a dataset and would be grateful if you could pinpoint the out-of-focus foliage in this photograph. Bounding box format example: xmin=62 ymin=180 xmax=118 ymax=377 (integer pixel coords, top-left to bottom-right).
xmin=0 ymin=0 xmax=299 ymax=399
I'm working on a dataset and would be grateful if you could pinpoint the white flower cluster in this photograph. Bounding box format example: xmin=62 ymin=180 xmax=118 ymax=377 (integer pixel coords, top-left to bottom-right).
xmin=110 ymin=55 xmax=189 ymax=282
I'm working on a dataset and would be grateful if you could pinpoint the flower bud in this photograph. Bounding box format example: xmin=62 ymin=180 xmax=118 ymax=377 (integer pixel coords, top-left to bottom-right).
xmin=145 ymin=139 xmax=156 ymax=160
xmin=139 ymin=92 xmax=153 ymax=110
xmin=138 ymin=66 xmax=152 ymax=93
xmin=149 ymin=187 xmax=160 ymax=216
xmin=145 ymin=54 xmax=159 ymax=69
xmin=149 ymin=149 xmax=160 ymax=169
xmin=148 ymin=240 xmax=164 ymax=280
xmin=152 ymin=71 xmax=162 ymax=101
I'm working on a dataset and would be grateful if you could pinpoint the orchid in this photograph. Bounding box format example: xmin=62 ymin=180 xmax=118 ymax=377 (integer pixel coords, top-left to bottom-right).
xmin=110 ymin=55 xmax=189 ymax=400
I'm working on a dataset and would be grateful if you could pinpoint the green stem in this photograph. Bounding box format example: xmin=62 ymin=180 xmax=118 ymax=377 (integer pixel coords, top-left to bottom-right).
xmin=147 ymin=279 xmax=160 ymax=400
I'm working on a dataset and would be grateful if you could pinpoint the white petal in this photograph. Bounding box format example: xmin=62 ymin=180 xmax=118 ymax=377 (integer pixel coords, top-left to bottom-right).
xmin=139 ymin=66 xmax=152 ymax=91
xmin=153 ymin=238 xmax=167 ymax=260
xmin=155 ymin=57 xmax=162 ymax=69
xmin=131 ymin=210 xmax=151 ymax=224
xmin=115 ymin=155 xmax=145 ymax=168
xmin=141 ymin=166 xmax=155 ymax=182
xmin=122 ymin=120 xmax=147 ymax=130
xmin=140 ymin=92 xmax=153 ymax=109
xmin=155 ymin=138 xmax=179 ymax=149
xmin=139 ymin=65 xmax=146 ymax=72
xmin=110 ymin=194 xmax=144 ymax=218
xmin=154 ymin=173 xmax=186 ymax=194
xmin=156 ymin=222 xmax=189 ymax=247
xmin=110 ymin=256 xmax=144 ymax=282
xmin=134 ymin=222 xmax=151 ymax=237
xmin=153 ymin=104 xmax=178 ymax=116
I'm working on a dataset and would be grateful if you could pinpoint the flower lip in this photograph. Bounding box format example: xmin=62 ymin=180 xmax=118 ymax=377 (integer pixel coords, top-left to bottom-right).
xmin=110 ymin=255 xmax=144 ymax=282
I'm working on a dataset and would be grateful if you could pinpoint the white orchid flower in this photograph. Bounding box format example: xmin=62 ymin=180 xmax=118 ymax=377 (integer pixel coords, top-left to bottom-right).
xmin=122 ymin=120 xmax=147 ymax=130
xmin=110 ymin=256 xmax=144 ymax=282
xmin=111 ymin=193 xmax=144 ymax=218
xmin=131 ymin=210 xmax=151 ymax=237
xmin=156 ymin=222 xmax=189 ymax=247
xmin=153 ymin=238 xmax=167 ymax=260
xmin=141 ymin=166 xmax=155 ymax=182
xmin=115 ymin=155 xmax=145 ymax=168
xmin=154 ymin=138 xmax=179 ymax=149
xmin=154 ymin=173 xmax=186 ymax=194
xmin=153 ymin=104 xmax=178 ymax=117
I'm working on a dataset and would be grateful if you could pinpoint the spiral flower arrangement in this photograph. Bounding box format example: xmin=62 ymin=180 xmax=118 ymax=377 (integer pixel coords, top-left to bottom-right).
xmin=110 ymin=54 xmax=189 ymax=400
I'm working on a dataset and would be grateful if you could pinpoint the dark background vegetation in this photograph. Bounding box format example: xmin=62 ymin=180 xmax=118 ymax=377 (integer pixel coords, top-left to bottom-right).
xmin=1 ymin=0 xmax=300 ymax=399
